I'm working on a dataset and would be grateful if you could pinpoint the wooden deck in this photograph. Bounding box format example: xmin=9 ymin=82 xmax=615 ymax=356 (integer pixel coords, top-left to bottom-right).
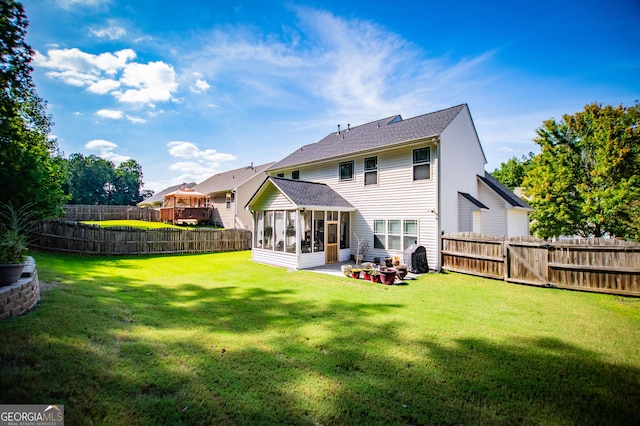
xmin=160 ymin=207 xmax=212 ymax=224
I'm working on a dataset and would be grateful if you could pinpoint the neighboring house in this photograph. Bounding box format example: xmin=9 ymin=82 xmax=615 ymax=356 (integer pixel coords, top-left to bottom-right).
xmin=137 ymin=182 xmax=197 ymax=209
xmin=244 ymin=103 xmax=531 ymax=271
xmin=194 ymin=163 xmax=273 ymax=229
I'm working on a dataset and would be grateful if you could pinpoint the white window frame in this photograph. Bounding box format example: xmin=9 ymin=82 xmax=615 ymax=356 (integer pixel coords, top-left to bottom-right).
xmin=373 ymin=219 xmax=419 ymax=251
xmin=364 ymin=156 xmax=378 ymax=186
xmin=413 ymin=147 xmax=431 ymax=181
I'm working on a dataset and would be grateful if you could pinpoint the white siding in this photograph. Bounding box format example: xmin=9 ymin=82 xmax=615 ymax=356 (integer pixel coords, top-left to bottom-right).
xmin=439 ymin=106 xmax=487 ymax=237
xmin=477 ymin=182 xmax=508 ymax=237
xmin=507 ymin=210 xmax=530 ymax=237
xmin=252 ymin=249 xmax=298 ymax=269
xmin=252 ymin=187 xmax=294 ymax=211
xmin=458 ymin=195 xmax=474 ymax=232
xmin=278 ymin=144 xmax=440 ymax=269
xmin=236 ymin=174 xmax=269 ymax=229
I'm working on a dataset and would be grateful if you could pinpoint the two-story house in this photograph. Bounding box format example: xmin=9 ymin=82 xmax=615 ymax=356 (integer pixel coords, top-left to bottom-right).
xmin=245 ymin=104 xmax=531 ymax=270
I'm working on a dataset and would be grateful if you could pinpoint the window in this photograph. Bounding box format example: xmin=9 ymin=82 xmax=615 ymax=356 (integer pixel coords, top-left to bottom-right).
xmin=263 ymin=211 xmax=274 ymax=250
xmin=373 ymin=220 xmax=385 ymax=249
xmin=226 ymin=192 xmax=232 ymax=209
xmin=373 ymin=219 xmax=418 ymax=251
xmin=339 ymin=161 xmax=354 ymax=181
xmin=413 ymin=147 xmax=431 ymax=180
xmin=364 ymin=156 xmax=378 ymax=185
xmin=274 ymin=211 xmax=284 ymax=252
xmin=285 ymin=211 xmax=296 ymax=253
xmin=340 ymin=212 xmax=350 ymax=249
xmin=292 ymin=170 xmax=300 ymax=180
xmin=254 ymin=211 xmax=264 ymax=248
xmin=403 ymin=220 xmax=418 ymax=248
xmin=276 ymin=173 xmax=285 ymax=178
xmin=314 ymin=211 xmax=325 ymax=252
xmin=387 ymin=220 xmax=401 ymax=250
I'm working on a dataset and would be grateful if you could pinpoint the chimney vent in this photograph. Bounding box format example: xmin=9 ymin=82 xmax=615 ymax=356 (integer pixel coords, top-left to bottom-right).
xmin=337 ymin=124 xmax=341 ymax=135
xmin=347 ymin=123 xmax=351 ymax=131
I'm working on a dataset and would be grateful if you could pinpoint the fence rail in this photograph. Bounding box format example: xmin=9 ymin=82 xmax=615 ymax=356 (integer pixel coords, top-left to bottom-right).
xmin=31 ymin=220 xmax=251 ymax=255
xmin=62 ymin=204 xmax=160 ymax=222
xmin=442 ymin=233 xmax=640 ymax=297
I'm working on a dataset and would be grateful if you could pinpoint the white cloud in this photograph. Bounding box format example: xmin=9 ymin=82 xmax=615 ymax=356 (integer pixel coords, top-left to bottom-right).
xmin=95 ymin=109 xmax=123 ymax=119
xmin=116 ymin=61 xmax=178 ymax=103
xmin=167 ymin=141 xmax=237 ymax=163
xmin=91 ymin=23 xmax=127 ymax=40
xmin=34 ymin=48 xmax=178 ymax=106
xmin=191 ymin=79 xmax=210 ymax=93
xmin=95 ymin=109 xmax=147 ymax=124
xmin=56 ymin=0 xmax=109 ymax=9
xmin=85 ymin=139 xmax=131 ymax=163
xmin=166 ymin=141 xmax=236 ymax=183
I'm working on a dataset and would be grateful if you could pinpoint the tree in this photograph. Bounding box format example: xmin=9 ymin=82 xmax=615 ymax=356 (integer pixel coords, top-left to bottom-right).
xmin=0 ymin=1 xmax=66 ymax=218
xmin=491 ymin=152 xmax=534 ymax=190
xmin=63 ymin=155 xmax=148 ymax=205
xmin=523 ymin=103 xmax=640 ymax=239
xmin=111 ymin=159 xmax=145 ymax=205
xmin=63 ymin=154 xmax=114 ymax=205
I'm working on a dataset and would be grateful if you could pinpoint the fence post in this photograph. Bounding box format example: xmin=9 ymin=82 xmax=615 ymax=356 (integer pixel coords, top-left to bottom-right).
xmin=503 ymin=237 xmax=508 ymax=282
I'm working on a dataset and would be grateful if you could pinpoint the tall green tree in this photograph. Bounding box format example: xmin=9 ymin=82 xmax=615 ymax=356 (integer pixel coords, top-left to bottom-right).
xmin=63 ymin=154 xmax=114 ymax=205
xmin=63 ymin=155 xmax=148 ymax=206
xmin=111 ymin=159 xmax=145 ymax=205
xmin=491 ymin=152 xmax=534 ymax=190
xmin=523 ymin=103 xmax=640 ymax=239
xmin=0 ymin=0 xmax=65 ymax=217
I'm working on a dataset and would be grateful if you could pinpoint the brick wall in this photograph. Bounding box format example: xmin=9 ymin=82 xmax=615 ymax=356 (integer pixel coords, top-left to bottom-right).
xmin=0 ymin=257 xmax=39 ymax=320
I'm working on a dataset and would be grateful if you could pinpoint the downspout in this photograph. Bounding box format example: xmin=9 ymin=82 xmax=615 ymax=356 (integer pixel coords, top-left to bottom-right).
xmin=232 ymin=189 xmax=238 ymax=229
xmin=436 ymin=138 xmax=442 ymax=271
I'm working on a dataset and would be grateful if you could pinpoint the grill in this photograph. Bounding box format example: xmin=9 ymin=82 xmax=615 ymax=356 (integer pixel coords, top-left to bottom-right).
xmin=403 ymin=244 xmax=428 ymax=273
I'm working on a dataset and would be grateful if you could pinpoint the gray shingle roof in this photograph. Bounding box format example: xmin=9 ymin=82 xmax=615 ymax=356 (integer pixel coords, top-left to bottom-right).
xmin=269 ymin=104 xmax=468 ymax=170
xmin=459 ymin=192 xmax=489 ymax=210
xmin=478 ymin=172 xmax=532 ymax=209
xmin=269 ymin=177 xmax=354 ymax=209
xmin=195 ymin=162 xmax=274 ymax=195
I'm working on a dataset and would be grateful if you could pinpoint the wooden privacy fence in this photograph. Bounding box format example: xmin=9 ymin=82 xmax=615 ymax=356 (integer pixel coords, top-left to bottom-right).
xmin=32 ymin=220 xmax=252 ymax=255
xmin=62 ymin=204 xmax=160 ymax=222
xmin=441 ymin=233 xmax=640 ymax=297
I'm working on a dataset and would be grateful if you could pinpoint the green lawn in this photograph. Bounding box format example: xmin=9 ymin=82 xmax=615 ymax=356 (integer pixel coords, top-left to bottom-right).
xmin=1 ymin=250 xmax=639 ymax=425
xmin=81 ymin=220 xmax=186 ymax=230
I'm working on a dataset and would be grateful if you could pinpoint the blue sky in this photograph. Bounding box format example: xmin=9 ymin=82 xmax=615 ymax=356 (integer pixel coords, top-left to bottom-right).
xmin=22 ymin=0 xmax=640 ymax=193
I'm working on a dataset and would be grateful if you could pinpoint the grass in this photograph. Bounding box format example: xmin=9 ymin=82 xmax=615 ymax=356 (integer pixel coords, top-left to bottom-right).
xmin=81 ymin=220 xmax=185 ymax=230
xmin=1 ymin=250 xmax=639 ymax=425
xmin=80 ymin=220 xmax=223 ymax=230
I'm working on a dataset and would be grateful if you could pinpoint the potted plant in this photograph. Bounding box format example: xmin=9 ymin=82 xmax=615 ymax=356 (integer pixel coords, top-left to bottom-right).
xmin=350 ymin=268 xmax=362 ymax=279
xmin=370 ymin=270 xmax=381 ymax=283
xmin=379 ymin=268 xmax=397 ymax=285
xmin=0 ymin=203 xmax=35 ymax=286
xmin=396 ymin=264 xmax=408 ymax=280
xmin=341 ymin=264 xmax=353 ymax=277
xmin=361 ymin=268 xmax=373 ymax=280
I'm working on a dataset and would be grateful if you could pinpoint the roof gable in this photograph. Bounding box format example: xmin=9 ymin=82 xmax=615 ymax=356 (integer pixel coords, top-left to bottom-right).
xmin=269 ymin=104 xmax=466 ymax=170
xmin=247 ymin=177 xmax=354 ymax=211
xmin=478 ymin=172 xmax=532 ymax=209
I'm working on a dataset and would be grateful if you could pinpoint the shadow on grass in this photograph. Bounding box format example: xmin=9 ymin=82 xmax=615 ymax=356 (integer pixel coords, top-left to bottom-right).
xmin=1 ymin=259 xmax=639 ymax=424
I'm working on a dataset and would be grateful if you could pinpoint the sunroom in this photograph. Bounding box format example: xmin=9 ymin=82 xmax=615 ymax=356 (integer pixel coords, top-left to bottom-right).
xmin=245 ymin=177 xmax=355 ymax=270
